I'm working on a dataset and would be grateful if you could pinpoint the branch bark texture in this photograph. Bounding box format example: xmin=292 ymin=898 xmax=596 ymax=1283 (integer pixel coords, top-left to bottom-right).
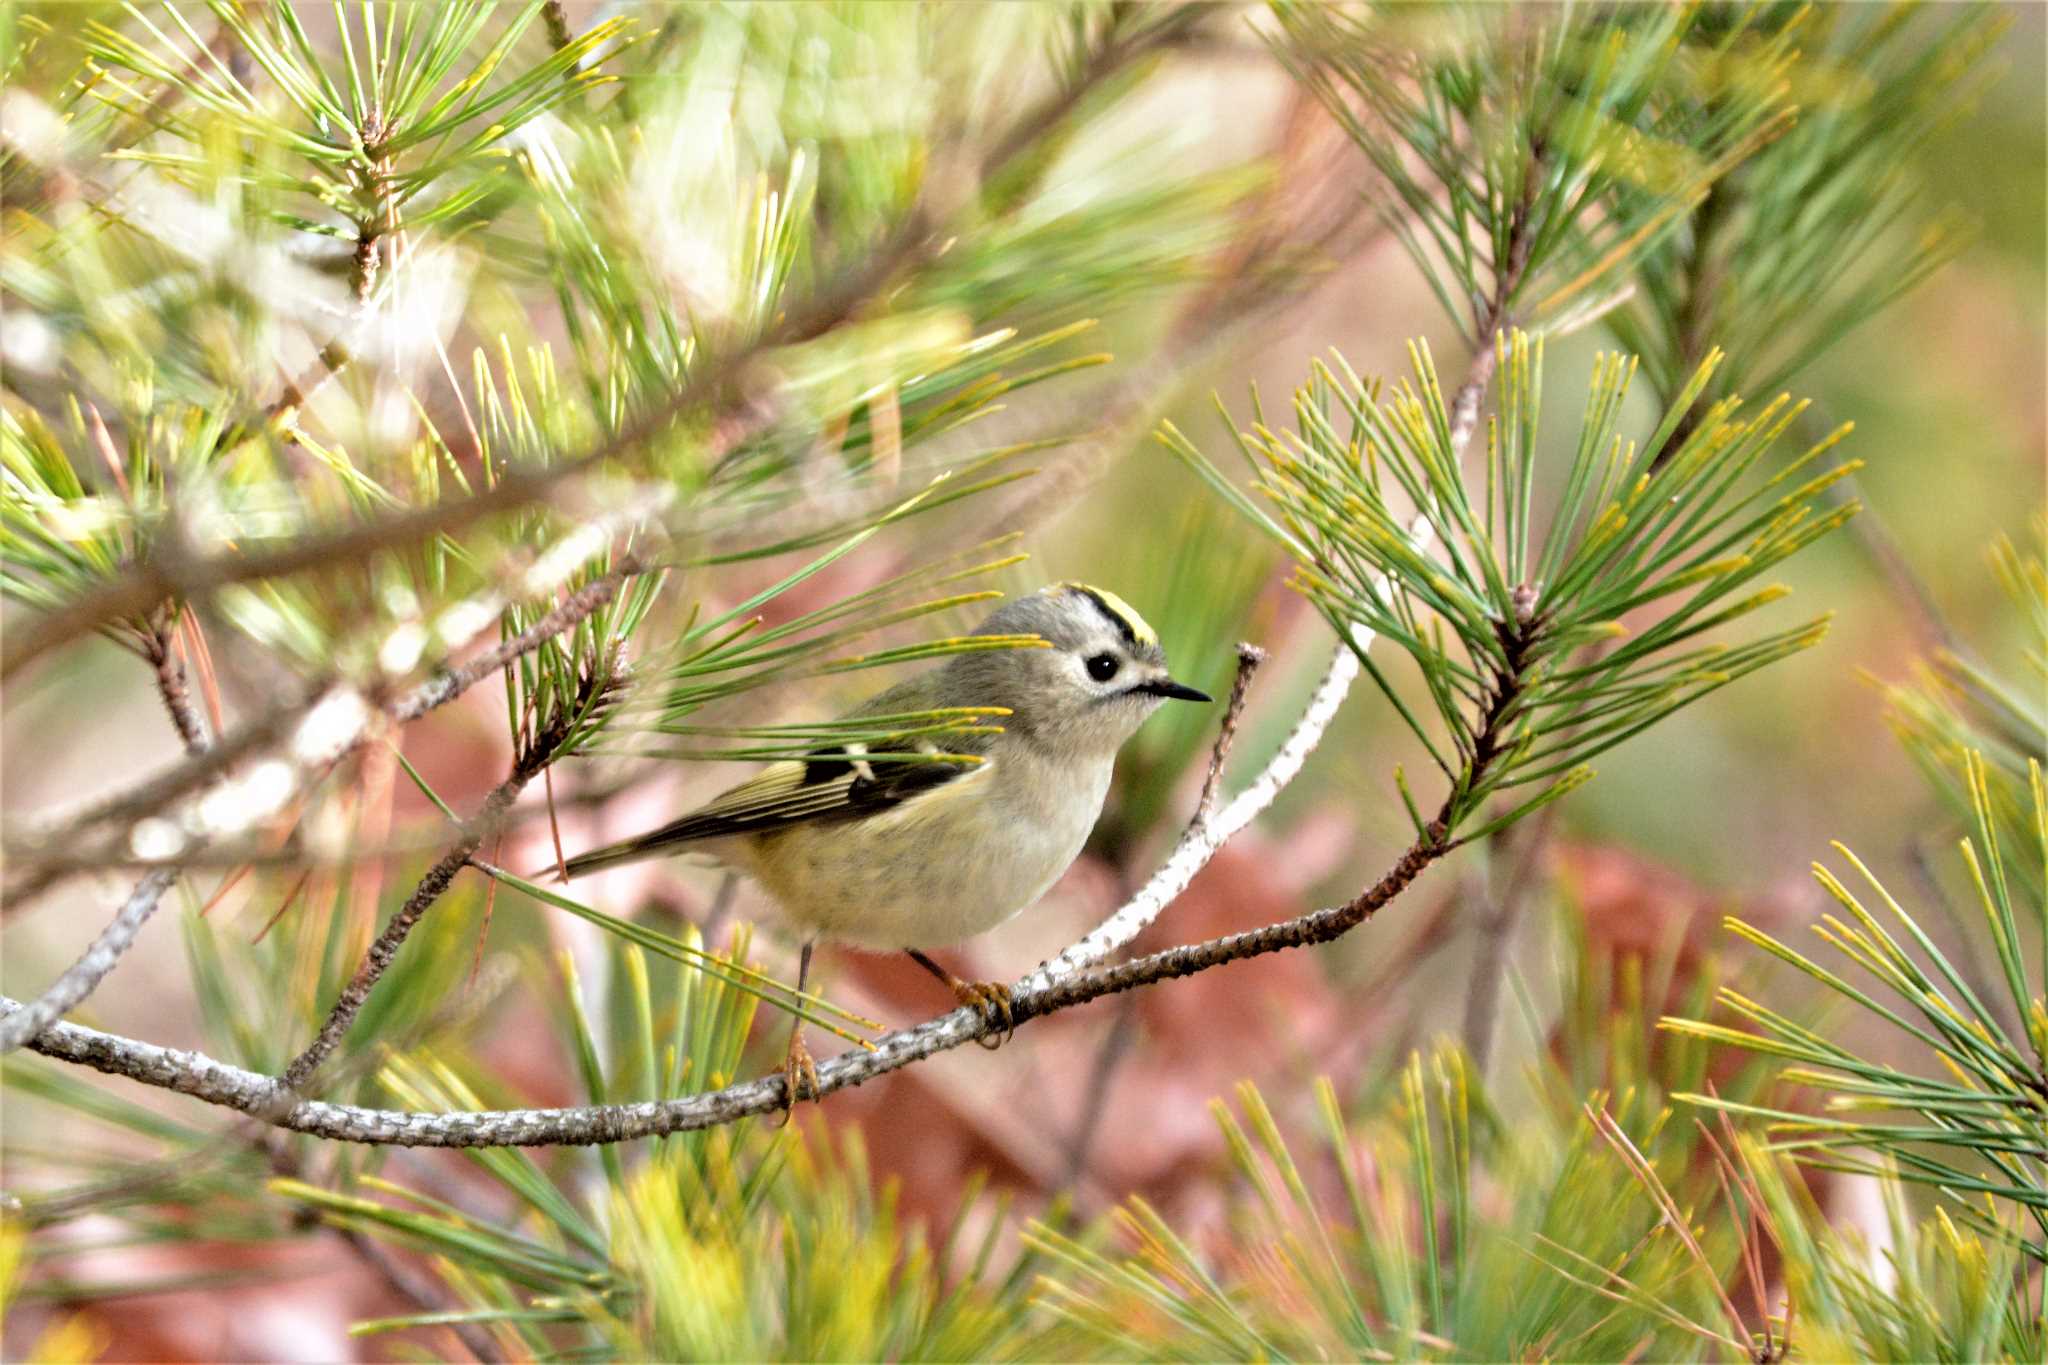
xmin=2 ymin=828 xmax=1448 ymax=1146
xmin=0 ymin=624 xmax=210 ymax=1052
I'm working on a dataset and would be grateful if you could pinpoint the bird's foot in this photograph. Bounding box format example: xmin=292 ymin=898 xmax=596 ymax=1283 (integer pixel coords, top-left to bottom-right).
xmin=951 ymin=978 xmax=1014 ymax=1050
xmin=777 ymin=1029 xmax=820 ymax=1124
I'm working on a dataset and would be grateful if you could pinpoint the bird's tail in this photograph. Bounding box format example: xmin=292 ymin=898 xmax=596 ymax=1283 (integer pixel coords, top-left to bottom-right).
xmin=556 ymin=819 xmax=722 ymax=882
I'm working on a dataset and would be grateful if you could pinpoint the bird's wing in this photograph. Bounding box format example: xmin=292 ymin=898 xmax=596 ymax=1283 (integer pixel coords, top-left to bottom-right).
xmin=561 ymin=677 xmax=997 ymax=879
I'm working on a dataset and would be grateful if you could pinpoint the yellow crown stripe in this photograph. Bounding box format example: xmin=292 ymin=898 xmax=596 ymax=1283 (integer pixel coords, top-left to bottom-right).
xmin=1055 ymin=581 xmax=1158 ymax=648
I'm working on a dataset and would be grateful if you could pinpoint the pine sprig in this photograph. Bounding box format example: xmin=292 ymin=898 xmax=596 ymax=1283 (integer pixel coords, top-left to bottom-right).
xmin=1665 ymin=753 xmax=2048 ymax=1263
xmin=1607 ymin=3 xmax=2008 ymax=411
xmin=85 ymin=0 xmax=629 ymax=297
xmin=1886 ymin=523 xmax=2048 ymax=902
xmin=1271 ymin=3 xmax=1792 ymax=343
xmin=1166 ymin=329 xmax=1849 ymax=843
xmin=1028 ymin=1054 xmax=1739 ymax=1361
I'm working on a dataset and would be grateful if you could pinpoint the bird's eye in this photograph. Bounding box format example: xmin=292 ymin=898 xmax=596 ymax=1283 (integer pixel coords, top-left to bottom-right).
xmin=1086 ymin=653 xmax=1120 ymax=682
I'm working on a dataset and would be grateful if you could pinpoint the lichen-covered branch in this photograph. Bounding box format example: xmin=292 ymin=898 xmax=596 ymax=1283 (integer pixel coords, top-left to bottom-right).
xmin=0 ymin=868 xmax=181 ymax=1054
xmin=0 ymin=826 xmax=1448 ymax=1145
xmin=0 ymin=621 xmax=212 ymax=1052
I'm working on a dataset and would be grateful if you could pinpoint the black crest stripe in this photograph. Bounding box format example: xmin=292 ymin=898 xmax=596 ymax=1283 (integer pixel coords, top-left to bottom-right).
xmin=1069 ymin=584 xmax=1139 ymax=649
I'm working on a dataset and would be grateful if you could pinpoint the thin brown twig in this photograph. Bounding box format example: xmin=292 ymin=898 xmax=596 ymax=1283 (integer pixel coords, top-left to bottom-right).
xmin=279 ymin=619 xmax=627 ymax=1095
xmin=468 ymin=831 xmax=503 ymax=995
xmin=333 ymin=1223 xmax=504 ymax=1363
xmin=1197 ymin=643 xmax=1267 ymax=821
xmin=261 ymin=1132 xmax=506 ymax=1363
xmin=543 ymin=763 xmax=570 ymax=883
xmin=252 ymin=869 xmax=314 ymax=945
xmin=1059 ymin=991 xmax=1141 ymax=1192
xmin=144 ymin=616 xmax=209 ymax=752
xmin=277 ymin=738 xmax=556 ymax=1095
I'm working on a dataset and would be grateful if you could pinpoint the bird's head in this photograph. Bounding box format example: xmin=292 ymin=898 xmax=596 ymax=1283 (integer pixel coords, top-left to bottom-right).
xmin=945 ymin=583 xmax=1210 ymax=755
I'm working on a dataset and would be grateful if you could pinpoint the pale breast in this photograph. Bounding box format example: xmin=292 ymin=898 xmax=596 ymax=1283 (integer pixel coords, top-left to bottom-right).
xmin=739 ymin=751 xmax=1113 ymax=951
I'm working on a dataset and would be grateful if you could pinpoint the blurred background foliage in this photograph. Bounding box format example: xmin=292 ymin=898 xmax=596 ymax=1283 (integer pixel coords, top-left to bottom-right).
xmin=0 ymin=1 xmax=2042 ymax=1359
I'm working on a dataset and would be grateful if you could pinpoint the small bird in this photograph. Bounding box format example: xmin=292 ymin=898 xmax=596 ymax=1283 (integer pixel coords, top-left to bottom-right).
xmin=562 ymin=582 xmax=1211 ymax=1108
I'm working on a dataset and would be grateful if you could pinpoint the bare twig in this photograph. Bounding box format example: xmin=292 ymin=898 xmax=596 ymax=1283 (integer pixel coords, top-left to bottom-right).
xmin=334 ymin=1224 xmax=504 ymax=1363
xmin=1018 ymin=640 xmax=1357 ymax=996
xmin=1799 ymin=403 xmax=1955 ymax=656
xmin=0 ymin=620 xmax=214 ymax=1050
xmin=1060 ymin=993 xmax=1141 ymax=1190
xmin=277 ymin=845 xmax=481 ymax=1094
xmin=0 ymin=869 xmax=180 ymax=1055
xmin=1461 ymin=800 xmax=1559 ymax=1073
xmin=388 ymin=562 xmax=646 ymax=727
xmin=263 ymin=1131 xmax=506 ymax=1363
xmin=279 ymin=731 xmax=562 ymax=1095
xmin=1196 ymin=643 xmax=1267 ymax=821
xmin=948 ymin=85 xmax=1396 ymax=552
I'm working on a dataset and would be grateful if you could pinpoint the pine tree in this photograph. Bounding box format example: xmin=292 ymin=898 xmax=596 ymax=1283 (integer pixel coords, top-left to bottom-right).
xmin=1 ymin=3 xmax=2033 ymax=1358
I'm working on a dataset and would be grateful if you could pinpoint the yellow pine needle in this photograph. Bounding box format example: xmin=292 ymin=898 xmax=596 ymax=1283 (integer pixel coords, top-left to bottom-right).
xmin=475 ymin=862 xmax=883 ymax=1042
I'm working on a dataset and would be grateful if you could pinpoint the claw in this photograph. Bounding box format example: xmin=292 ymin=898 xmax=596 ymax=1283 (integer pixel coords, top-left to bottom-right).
xmin=905 ymin=949 xmax=1016 ymax=1049
xmin=777 ymin=1029 xmax=820 ymax=1125
xmin=952 ymin=978 xmax=1014 ymax=1049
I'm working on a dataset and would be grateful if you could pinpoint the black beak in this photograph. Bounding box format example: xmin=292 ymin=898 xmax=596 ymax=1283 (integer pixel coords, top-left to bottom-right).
xmin=1133 ymin=677 xmax=1212 ymax=703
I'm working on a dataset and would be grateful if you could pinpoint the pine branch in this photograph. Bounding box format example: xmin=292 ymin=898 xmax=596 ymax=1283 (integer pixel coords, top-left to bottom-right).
xmin=0 ymin=298 xmax=1526 ymax=1144
xmin=0 ymin=10 xmax=1196 ymax=681
xmin=1196 ymin=643 xmax=1267 ymax=819
xmin=0 ymin=819 xmax=1443 ymax=1147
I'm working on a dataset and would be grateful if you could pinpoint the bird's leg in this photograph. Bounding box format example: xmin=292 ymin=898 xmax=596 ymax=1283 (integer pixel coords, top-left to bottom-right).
xmin=779 ymin=940 xmax=821 ymax=1121
xmin=906 ymin=948 xmax=1013 ymax=1049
